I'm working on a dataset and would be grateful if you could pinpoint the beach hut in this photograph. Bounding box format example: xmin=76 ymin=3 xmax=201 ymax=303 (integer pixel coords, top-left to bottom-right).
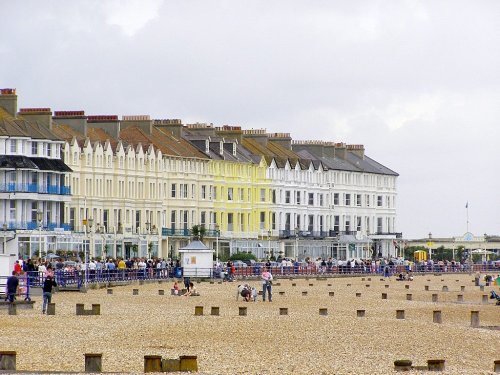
xmin=179 ymin=240 xmax=214 ymax=278
xmin=414 ymin=250 xmax=427 ymax=262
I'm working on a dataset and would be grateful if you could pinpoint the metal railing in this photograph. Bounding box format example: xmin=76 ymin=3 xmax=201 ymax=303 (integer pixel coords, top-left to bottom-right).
xmin=7 ymin=222 xmax=71 ymax=231
xmin=16 ymin=262 xmax=500 ymax=291
xmin=161 ymin=228 xmax=191 ymax=237
xmin=0 ymin=183 xmax=71 ymax=195
xmin=0 ymin=274 xmax=31 ymax=301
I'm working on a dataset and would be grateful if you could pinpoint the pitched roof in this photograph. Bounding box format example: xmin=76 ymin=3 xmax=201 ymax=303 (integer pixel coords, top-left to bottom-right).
xmin=51 ymin=124 xmax=87 ymax=147
xmin=295 ymin=149 xmax=398 ymax=176
xmin=0 ymin=108 xmax=63 ymax=141
xmin=120 ymin=125 xmax=209 ymax=159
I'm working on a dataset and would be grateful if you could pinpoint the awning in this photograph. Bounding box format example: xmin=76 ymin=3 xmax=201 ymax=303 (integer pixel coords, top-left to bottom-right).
xmin=29 ymin=157 xmax=72 ymax=172
xmin=0 ymin=155 xmax=39 ymax=170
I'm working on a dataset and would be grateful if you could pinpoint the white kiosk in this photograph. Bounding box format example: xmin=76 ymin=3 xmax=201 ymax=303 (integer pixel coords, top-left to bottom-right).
xmin=0 ymin=253 xmax=17 ymax=290
xmin=179 ymin=240 xmax=214 ymax=278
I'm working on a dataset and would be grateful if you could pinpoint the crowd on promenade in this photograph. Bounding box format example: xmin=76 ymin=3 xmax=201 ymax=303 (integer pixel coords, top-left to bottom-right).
xmin=3 ymin=254 xmax=500 ymax=292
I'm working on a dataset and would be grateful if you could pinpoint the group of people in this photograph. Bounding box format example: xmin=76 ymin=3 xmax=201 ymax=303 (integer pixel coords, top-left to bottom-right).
xmin=6 ymin=260 xmax=57 ymax=314
xmin=237 ymin=267 xmax=273 ymax=302
xmin=172 ymin=277 xmax=199 ymax=297
xmin=396 ymin=271 xmax=414 ymax=281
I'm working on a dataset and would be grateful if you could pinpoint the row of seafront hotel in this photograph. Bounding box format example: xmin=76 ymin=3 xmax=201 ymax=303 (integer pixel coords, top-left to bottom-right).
xmin=0 ymin=88 xmax=399 ymax=261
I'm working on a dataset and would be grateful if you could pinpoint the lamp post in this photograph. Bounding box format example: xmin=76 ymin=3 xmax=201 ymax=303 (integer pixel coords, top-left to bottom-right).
xmin=267 ymin=230 xmax=271 ymax=260
xmin=427 ymin=232 xmax=433 ymax=261
xmin=145 ymin=221 xmax=151 ymax=259
xmin=2 ymin=223 xmax=7 ymax=255
xmin=215 ymin=224 xmax=220 ymax=263
xmin=294 ymin=226 xmax=299 ymax=261
xmin=86 ymin=217 xmax=93 ymax=290
xmin=37 ymin=210 xmax=43 ymax=261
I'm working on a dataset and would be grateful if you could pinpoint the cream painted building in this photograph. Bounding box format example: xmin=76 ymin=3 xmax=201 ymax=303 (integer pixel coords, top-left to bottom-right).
xmin=0 ymin=88 xmax=400 ymax=262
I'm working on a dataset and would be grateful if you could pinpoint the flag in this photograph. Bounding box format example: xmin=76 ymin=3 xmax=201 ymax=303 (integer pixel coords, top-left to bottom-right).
xmin=465 ymin=202 xmax=468 ymax=209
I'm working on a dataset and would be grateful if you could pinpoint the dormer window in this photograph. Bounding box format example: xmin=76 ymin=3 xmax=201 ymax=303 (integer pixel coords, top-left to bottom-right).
xmin=219 ymin=141 xmax=223 ymax=155
xmin=232 ymin=143 xmax=236 ymax=156
xmin=32 ymin=141 xmax=38 ymax=155
xmin=205 ymin=139 xmax=209 ymax=153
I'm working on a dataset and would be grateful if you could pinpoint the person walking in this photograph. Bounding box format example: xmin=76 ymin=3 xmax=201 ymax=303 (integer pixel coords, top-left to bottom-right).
xmin=261 ymin=267 xmax=273 ymax=302
xmin=42 ymin=275 xmax=57 ymax=314
xmin=6 ymin=271 xmax=19 ymax=303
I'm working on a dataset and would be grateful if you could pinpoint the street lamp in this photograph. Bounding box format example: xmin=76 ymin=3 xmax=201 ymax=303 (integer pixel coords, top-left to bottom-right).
xmin=86 ymin=217 xmax=94 ymax=290
xmin=294 ymin=226 xmax=299 ymax=261
xmin=145 ymin=221 xmax=151 ymax=259
xmin=427 ymin=232 xmax=433 ymax=261
xmin=215 ymin=224 xmax=220 ymax=263
xmin=37 ymin=210 xmax=43 ymax=261
xmin=2 ymin=223 xmax=7 ymax=255
xmin=267 ymin=230 xmax=271 ymax=260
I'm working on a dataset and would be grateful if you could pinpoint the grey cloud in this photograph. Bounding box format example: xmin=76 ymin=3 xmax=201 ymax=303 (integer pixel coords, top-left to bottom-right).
xmin=1 ymin=0 xmax=499 ymax=237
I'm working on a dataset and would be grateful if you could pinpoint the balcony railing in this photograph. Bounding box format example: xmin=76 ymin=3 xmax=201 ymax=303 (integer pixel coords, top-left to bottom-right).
xmin=372 ymin=232 xmax=403 ymax=238
xmin=8 ymin=221 xmax=71 ymax=231
xmin=279 ymin=230 xmax=332 ymax=239
xmin=161 ymin=228 xmax=191 ymax=237
xmin=0 ymin=183 xmax=71 ymax=195
xmin=161 ymin=228 xmax=222 ymax=237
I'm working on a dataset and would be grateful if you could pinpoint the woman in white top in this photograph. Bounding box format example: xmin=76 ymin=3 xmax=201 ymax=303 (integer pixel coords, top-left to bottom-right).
xmin=261 ymin=268 xmax=273 ymax=302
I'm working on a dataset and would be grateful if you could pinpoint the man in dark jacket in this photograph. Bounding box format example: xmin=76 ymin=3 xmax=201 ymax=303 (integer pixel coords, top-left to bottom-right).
xmin=6 ymin=271 xmax=19 ymax=303
xmin=42 ymin=275 xmax=57 ymax=314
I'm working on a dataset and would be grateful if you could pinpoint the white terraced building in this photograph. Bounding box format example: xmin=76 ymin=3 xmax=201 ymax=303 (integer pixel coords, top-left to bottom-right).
xmin=0 ymin=89 xmax=72 ymax=258
xmin=0 ymin=88 xmax=400 ymax=262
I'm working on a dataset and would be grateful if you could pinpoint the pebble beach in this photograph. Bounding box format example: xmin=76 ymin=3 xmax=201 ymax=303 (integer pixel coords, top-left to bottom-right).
xmin=1 ymin=273 xmax=499 ymax=374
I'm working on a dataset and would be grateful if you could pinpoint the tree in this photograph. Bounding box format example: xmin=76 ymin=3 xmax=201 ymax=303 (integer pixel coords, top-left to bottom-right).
xmin=191 ymin=225 xmax=206 ymax=241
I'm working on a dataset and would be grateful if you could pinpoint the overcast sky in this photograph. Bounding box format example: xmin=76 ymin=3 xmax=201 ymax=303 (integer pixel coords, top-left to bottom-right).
xmin=1 ymin=1 xmax=499 ymax=239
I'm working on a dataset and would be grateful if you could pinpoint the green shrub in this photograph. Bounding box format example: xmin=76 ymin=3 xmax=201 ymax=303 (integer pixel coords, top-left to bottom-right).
xmin=229 ymin=252 xmax=257 ymax=261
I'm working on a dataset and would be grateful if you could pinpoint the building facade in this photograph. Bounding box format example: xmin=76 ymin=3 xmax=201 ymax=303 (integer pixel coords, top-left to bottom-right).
xmin=0 ymin=88 xmax=400 ymax=261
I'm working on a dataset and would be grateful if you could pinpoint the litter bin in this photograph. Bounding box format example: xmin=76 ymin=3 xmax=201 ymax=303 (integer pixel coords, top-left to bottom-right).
xmin=175 ymin=267 xmax=183 ymax=278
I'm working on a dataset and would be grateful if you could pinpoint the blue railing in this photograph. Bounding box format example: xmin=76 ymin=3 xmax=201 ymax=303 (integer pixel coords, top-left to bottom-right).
xmin=7 ymin=221 xmax=70 ymax=231
xmin=19 ymin=262 xmax=500 ymax=291
xmin=4 ymin=263 xmax=498 ymax=302
xmin=0 ymin=183 xmax=71 ymax=195
xmin=162 ymin=228 xmax=191 ymax=236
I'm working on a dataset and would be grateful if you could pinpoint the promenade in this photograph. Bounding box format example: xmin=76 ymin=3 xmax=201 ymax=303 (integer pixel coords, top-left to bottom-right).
xmin=0 ymin=273 xmax=499 ymax=374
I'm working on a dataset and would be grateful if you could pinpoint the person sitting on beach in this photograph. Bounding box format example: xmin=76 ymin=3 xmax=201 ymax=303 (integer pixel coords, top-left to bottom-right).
xmin=172 ymin=281 xmax=179 ymax=295
xmin=396 ymin=273 xmax=405 ymax=281
xmin=182 ymin=282 xmax=197 ymax=296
